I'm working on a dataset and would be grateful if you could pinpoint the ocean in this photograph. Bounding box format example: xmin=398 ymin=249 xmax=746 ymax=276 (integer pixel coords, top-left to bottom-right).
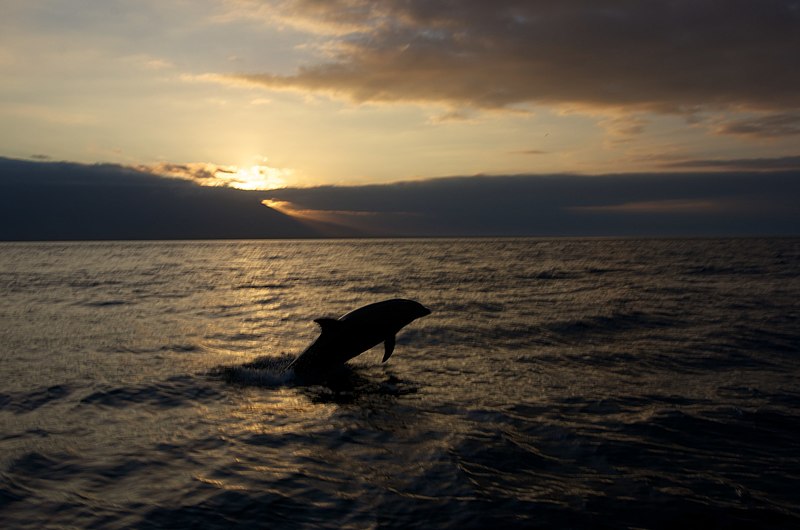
xmin=1 ymin=238 xmax=799 ymax=529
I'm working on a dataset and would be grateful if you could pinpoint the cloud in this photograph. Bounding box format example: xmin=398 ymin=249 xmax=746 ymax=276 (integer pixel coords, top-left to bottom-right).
xmin=597 ymin=113 xmax=649 ymax=139
xmin=145 ymin=162 xmax=224 ymax=183
xmin=510 ymin=149 xmax=548 ymax=156
xmin=715 ymin=113 xmax=800 ymax=138
xmin=122 ymin=54 xmax=175 ymax=71
xmin=139 ymin=161 xmax=291 ymax=190
xmin=226 ymin=0 xmax=800 ymax=115
xmin=427 ymin=109 xmax=476 ymax=123
xmin=569 ymin=199 xmax=728 ymax=214
xmin=222 ymin=0 xmax=378 ymax=35
xmin=264 ymin=171 xmax=800 ymax=236
xmin=661 ymin=155 xmax=800 ymax=171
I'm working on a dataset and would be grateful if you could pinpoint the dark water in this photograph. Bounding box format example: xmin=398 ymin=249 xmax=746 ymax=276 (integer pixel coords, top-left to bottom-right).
xmin=1 ymin=239 xmax=799 ymax=529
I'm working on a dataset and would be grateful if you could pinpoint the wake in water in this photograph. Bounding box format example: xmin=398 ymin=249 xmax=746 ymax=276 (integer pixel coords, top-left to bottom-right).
xmin=210 ymin=354 xmax=419 ymax=404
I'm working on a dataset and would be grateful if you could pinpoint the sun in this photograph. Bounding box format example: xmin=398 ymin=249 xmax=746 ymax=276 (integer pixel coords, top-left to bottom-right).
xmin=225 ymin=164 xmax=288 ymax=190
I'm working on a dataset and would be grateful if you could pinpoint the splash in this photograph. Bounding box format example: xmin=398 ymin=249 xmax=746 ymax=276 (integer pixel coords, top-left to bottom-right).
xmin=211 ymin=354 xmax=296 ymax=387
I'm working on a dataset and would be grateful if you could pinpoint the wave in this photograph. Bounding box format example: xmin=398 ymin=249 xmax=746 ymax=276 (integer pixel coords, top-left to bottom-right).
xmin=79 ymin=376 xmax=223 ymax=409
xmin=683 ymin=264 xmax=768 ymax=276
xmin=233 ymin=283 xmax=288 ymax=290
xmin=404 ymin=308 xmax=682 ymax=353
xmin=543 ymin=309 xmax=680 ymax=336
xmin=80 ymin=299 xmax=131 ymax=307
xmin=0 ymin=385 xmax=71 ymax=414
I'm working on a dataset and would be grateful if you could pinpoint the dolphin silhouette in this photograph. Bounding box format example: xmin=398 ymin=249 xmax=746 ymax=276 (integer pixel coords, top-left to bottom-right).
xmin=286 ymin=299 xmax=431 ymax=375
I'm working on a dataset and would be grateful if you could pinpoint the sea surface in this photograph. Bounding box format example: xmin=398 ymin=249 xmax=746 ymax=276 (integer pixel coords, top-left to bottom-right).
xmin=1 ymin=239 xmax=799 ymax=529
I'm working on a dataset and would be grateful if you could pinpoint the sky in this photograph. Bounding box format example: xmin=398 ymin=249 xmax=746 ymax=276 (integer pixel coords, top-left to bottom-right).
xmin=1 ymin=1 xmax=799 ymax=237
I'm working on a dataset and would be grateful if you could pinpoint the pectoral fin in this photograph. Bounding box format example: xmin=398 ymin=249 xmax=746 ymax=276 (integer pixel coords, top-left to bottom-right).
xmin=382 ymin=335 xmax=396 ymax=362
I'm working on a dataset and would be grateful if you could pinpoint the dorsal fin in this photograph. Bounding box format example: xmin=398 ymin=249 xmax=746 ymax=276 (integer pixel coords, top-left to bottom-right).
xmin=313 ymin=318 xmax=342 ymax=335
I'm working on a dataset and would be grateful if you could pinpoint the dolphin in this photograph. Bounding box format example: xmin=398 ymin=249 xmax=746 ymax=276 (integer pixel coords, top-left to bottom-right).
xmin=286 ymin=299 xmax=431 ymax=375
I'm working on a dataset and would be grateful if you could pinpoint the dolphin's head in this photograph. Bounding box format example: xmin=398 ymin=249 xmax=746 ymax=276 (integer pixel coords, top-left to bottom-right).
xmin=407 ymin=300 xmax=432 ymax=320
xmin=380 ymin=300 xmax=431 ymax=363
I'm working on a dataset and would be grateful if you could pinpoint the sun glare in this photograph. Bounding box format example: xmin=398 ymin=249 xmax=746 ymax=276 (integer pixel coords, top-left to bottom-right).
xmin=146 ymin=159 xmax=291 ymax=190
xmin=223 ymin=165 xmax=288 ymax=190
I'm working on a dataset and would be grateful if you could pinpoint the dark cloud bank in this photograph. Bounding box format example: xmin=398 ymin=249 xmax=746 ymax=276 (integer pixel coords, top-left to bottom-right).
xmin=267 ymin=171 xmax=800 ymax=237
xmin=0 ymin=157 xmax=314 ymax=240
xmin=2 ymin=157 xmax=798 ymax=239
